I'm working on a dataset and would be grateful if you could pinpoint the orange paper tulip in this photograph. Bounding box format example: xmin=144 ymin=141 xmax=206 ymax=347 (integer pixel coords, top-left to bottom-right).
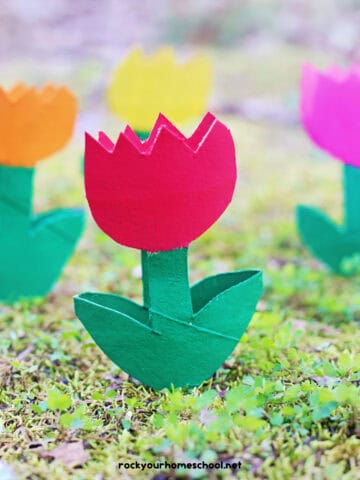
xmin=0 ymin=83 xmax=77 ymax=167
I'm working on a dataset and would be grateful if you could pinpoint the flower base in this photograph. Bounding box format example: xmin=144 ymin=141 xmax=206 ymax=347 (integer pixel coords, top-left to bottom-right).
xmin=297 ymin=164 xmax=360 ymax=275
xmin=74 ymin=269 xmax=262 ymax=390
xmin=0 ymin=165 xmax=85 ymax=302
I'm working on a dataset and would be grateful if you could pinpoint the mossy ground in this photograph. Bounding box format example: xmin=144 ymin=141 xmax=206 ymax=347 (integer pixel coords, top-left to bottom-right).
xmin=0 ymin=47 xmax=359 ymax=479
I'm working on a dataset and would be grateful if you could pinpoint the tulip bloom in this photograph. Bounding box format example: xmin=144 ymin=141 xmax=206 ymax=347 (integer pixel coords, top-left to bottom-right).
xmin=75 ymin=113 xmax=262 ymax=389
xmin=0 ymin=83 xmax=84 ymax=301
xmin=85 ymin=112 xmax=236 ymax=252
xmin=301 ymin=63 xmax=360 ymax=168
xmin=0 ymin=83 xmax=77 ymax=166
xmin=297 ymin=63 xmax=360 ymax=274
xmin=107 ymin=47 xmax=211 ymax=137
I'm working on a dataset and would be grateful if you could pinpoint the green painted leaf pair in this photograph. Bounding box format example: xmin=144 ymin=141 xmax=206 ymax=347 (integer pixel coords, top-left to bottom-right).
xmin=74 ymin=269 xmax=262 ymax=390
xmin=297 ymin=164 xmax=360 ymax=275
xmin=0 ymin=165 xmax=85 ymax=302
xmin=296 ymin=205 xmax=360 ymax=275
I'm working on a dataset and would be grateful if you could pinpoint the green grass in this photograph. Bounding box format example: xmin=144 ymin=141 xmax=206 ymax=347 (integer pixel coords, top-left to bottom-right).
xmin=0 ymin=47 xmax=359 ymax=479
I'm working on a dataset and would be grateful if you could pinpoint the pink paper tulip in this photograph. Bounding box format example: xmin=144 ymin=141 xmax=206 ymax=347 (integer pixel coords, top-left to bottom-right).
xmin=301 ymin=63 xmax=360 ymax=167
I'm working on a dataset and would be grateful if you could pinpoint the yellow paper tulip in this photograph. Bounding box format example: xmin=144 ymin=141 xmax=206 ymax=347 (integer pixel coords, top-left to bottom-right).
xmin=107 ymin=47 xmax=212 ymax=132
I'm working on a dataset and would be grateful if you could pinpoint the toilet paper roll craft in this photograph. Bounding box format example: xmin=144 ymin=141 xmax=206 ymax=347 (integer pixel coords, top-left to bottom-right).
xmin=296 ymin=63 xmax=360 ymax=275
xmin=0 ymin=83 xmax=85 ymax=301
xmin=74 ymin=112 xmax=263 ymax=390
xmin=107 ymin=47 xmax=212 ymax=139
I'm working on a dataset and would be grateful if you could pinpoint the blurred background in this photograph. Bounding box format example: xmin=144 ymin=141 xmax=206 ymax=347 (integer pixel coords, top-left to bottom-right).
xmin=1 ymin=0 xmax=360 ymax=130
xmin=1 ymin=0 xmax=359 ymax=271
xmin=2 ymin=0 xmax=360 ymax=59
xmin=2 ymin=4 xmax=360 ymax=479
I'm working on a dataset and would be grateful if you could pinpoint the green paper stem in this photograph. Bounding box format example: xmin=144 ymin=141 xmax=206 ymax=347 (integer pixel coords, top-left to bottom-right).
xmin=0 ymin=165 xmax=33 ymax=222
xmin=141 ymin=249 xmax=193 ymax=325
xmin=135 ymin=130 xmax=150 ymax=141
xmin=344 ymin=164 xmax=360 ymax=232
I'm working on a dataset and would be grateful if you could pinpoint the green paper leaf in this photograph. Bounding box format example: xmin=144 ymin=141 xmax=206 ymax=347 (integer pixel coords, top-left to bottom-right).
xmin=74 ymin=269 xmax=262 ymax=390
xmin=296 ymin=164 xmax=360 ymax=276
xmin=296 ymin=205 xmax=360 ymax=275
xmin=0 ymin=165 xmax=85 ymax=301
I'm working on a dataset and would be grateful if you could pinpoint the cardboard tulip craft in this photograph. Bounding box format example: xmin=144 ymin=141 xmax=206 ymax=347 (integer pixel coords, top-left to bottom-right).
xmin=0 ymin=83 xmax=85 ymax=301
xmin=74 ymin=113 xmax=263 ymax=390
xmin=107 ymin=47 xmax=211 ymax=139
xmin=297 ymin=64 xmax=360 ymax=275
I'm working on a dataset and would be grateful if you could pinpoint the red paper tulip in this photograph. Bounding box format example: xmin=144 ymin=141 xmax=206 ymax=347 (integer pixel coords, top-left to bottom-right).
xmin=301 ymin=63 xmax=360 ymax=167
xmin=85 ymin=112 xmax=236 ymax=252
